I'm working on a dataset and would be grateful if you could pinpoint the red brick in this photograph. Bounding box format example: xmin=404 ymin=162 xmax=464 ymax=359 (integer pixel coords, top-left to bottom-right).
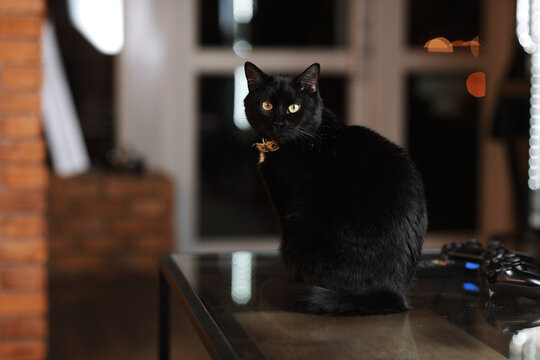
xmin=81 ymin=235 xmax=127 ymax=253
xmin=49 ymin=172 xmax=174 ymax=277
xmin=0 ymin=92 xmax=40 ymax=111
xmin=122 ymin=255 xmax=159 ymax=272
xmin=0 ymin=292 xmax=46 ymax=316
xmin=0 ymin=341 xmax=46 ymax=360
xmin=0 ymin=140 xmax=45 ymax=162
xmin=1 ymin=318 xmax=46 ymax=338
xmin=130 ymin=199 xmax=169 ymax=217
xmin=0 ymin=0 xmax=45 ymax=13
xmin=49 ymin=175 xmax=99 ymax=197
xmin=0 ymin=240 xmax=47 ymax=264
xmin=113 ymin=219 xmax=160 ymax=235
xmin=74 ymin=201 xmax=123 ymax=217
xmin=0 ymin=41 xmax=40 ymax=62
xmin=2 ymin=66 xmax=41 ymax=88
xmin=51 ymin=255 xmax=103 ymax=273
xmin=132 ymin=236 xmax=171 ymax=251
xmin=0 ymin=192 xmax=45 ymax=212
xmin=106 ymin=177 xmax=156 ymax=197
xmin=2 ymin=115 xmax=41 ymax=137
xmin=0 ymin=1 xmax=48 ymax=356
xmin=4 ymin=165 xmax=48 ymax=189
xmin=53 ymin=218 xmax=104 ymax=235
xmin=0 ymin=16 xmax=41 ymax=37
xmin=81 ymin=236 xmax=127 ymax=252
xmin=5 ymin=215 xmax=45 ymax=237
xmin=47 ymin=200 xmax=71 ymax=215
xmin=47 ymin=236 xmax=73 ymax=253
xmin=1 ymin=266 xmax=46 ymax=289
xmin=151 ymin=174 xmax=174 ymax=197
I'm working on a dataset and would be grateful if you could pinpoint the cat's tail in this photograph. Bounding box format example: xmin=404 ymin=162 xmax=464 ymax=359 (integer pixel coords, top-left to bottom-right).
xmin=296 ymin=285 xmax=409 ymax=316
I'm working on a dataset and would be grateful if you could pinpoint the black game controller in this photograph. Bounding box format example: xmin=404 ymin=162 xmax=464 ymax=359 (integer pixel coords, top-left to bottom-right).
xmin=440 ymin=238 xmax=487 ymax=262
xmin=415 ymin=258 xmax=468 ymax=278
xmin=438 ymin=238 xmax=540 ymax=300
xmin=486 ymin=239 xmax=538 ymax=271
xmin=417 ymin=238 xmax=495 ymax=278
xmin=481 ymin=256 xmax=540 ymax=300
xmin=442 ymin=238 xmax=538 ymax=269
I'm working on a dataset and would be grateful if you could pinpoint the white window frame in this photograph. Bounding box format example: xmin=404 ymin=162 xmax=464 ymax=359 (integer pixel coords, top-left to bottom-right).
xmin=122 ymin=0 xmax=515 ymax=252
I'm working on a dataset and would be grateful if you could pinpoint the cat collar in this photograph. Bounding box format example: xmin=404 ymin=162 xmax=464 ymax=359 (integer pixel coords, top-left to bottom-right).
xmin=253 ymin=139 xmax=280 ymax=164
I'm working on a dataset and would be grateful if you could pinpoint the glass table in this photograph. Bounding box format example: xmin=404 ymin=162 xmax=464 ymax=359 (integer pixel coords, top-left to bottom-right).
xmin=159 ymin=252 xmax=540 ymax=359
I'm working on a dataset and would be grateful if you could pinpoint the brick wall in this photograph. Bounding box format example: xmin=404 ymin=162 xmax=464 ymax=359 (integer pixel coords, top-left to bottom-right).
xmin=0 ymin=1 xmax=48 ymax=359
xmin=49 ymin=172 xmax=173 ymax=279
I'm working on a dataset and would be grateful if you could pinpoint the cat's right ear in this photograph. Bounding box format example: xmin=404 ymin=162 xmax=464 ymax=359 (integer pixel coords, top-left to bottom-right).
xmin=297 ymin=63 xmax=320 ymax=94
xmin=245 ymin=62 xmax=268 ymax=91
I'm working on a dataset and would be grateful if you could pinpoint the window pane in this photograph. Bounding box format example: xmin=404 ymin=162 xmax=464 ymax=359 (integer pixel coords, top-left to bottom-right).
xmin=407 ymin=0 xmax=481 ymax=47
xmin=198 ymin=74 xmax=347 ymax=238
xmin=199 ymin=0 xmax=348 ymax=47
xmin=49 ymin=0 xmax=115 ymax=166
xmin=407 ymin=74 xmax=478 ymax=231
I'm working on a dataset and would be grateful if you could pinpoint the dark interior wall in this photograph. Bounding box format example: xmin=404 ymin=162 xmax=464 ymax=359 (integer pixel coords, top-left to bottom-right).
xmin=47 ymin=0 xmax=115 ymax=166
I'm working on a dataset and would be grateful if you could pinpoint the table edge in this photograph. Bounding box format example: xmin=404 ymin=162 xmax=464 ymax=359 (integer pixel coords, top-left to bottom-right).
xmin=159 ymin=253 xmax=240 ymax=360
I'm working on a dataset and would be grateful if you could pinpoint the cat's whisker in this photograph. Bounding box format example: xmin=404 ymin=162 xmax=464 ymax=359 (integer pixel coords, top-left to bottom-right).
xmin=291 ymin=130 xmax=312 ymax=145
xmin=292 ymin=128 xmax=320 ymax=145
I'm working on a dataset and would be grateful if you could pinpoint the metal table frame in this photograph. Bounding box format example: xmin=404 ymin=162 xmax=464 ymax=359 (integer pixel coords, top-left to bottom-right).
xmin=159 ymin=254 xmax=240 ymax=360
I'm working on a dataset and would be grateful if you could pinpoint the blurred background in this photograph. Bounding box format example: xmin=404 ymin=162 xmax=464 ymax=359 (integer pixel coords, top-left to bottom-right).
xmin=0 ymin=0 xmax=535 ymax=358
xmin=47 ymin=0 xmax=530 ymax=253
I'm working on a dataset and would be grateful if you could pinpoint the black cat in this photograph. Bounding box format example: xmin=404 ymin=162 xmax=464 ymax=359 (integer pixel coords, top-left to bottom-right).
xmin=244 ymin=62 xmax=427 ymax=315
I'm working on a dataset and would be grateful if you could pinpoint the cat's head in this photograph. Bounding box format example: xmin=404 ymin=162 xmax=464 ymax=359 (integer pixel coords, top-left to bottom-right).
xmin=243 ymin=62 xmax=323 ymax=144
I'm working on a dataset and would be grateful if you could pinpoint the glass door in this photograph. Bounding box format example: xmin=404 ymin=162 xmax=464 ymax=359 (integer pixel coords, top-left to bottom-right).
xmin=170 ymin=0 xmax=364 ymax=251
xmin=158 ymin=0 xmax=514 ymax=251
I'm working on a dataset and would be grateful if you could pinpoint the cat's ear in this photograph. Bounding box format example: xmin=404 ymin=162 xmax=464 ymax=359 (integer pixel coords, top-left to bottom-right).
xmin=297 ymin=63 xmax=320 ymax=94
xmin=245 ymin=62 xmax=268 ymax=91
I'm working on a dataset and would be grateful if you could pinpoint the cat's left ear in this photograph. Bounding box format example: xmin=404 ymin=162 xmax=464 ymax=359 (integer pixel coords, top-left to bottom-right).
xmin=297 ymin=63 xmax=320 ymax=94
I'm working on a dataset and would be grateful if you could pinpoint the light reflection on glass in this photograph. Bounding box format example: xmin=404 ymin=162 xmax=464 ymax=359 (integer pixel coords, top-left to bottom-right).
xmin=233 ymin=0 xmax=255 ymax=24
xmin=516 ymin=0 xmax=540 ymax=190
xmin=510 ymin=328 xmax=537 ymax=359
xmin=529 ymin=53 xmax=540 ymax=190
xmin=231 ymin=251 xmax=253 ymax=304
xmin=233 ymin=39 xmax=253 ymax=58
xmin=517 ymin=0 xmax=536 ymax=53
xmin=67 ymin=0 xmax=124 ymax=55
xmin=219 ymin=0 xmax=255 ymax=56
xmin=234 ymin=66 xmax=251 ymax=130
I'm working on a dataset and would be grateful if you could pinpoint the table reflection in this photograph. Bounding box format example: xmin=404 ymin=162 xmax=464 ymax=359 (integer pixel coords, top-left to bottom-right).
xmin=231 ymin=251 xmax=253 ymax=305
xmin=169 ymin=252 xmax=540 ymax=359
xmin=485 ymin=295 xmax=540 ymax=359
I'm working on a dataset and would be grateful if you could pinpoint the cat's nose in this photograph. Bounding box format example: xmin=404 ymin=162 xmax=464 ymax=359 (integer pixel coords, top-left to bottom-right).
xmin=273 ymin=121 xmax=285 ymax=128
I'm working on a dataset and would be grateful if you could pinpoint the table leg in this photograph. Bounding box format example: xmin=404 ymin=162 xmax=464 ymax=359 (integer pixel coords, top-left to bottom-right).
xmin=159 ymin=271 xmax=170 ymax=360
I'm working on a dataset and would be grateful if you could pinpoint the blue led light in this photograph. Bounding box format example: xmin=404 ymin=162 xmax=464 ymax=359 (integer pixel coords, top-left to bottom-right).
xmin=465 ymin=262 xmax=480 ymax=270
xmin=463 ymin=282 xmax=480 ymax=292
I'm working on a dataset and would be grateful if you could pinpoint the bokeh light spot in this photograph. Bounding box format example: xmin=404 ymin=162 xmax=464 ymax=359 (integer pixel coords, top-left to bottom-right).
xmin=466 ymin=72 xmax=486 ymax=97
xmin=466 ymin=36 xmax=480 ymax=57
xmin=452 ymin=40 xmax=466 ymax=47
xmin=451 ymin=36 xmax=480 ymax=57
xmin=424 ymin=37 xmax=453 ymax=53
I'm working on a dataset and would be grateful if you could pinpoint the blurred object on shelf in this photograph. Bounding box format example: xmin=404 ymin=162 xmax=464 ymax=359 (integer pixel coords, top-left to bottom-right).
xmin=106 ymin=146 xmax=146 ymax=174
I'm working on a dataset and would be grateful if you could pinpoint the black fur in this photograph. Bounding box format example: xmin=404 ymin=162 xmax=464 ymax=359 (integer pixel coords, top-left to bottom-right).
xmin=244 ymin=62 xmax=427 ymax=315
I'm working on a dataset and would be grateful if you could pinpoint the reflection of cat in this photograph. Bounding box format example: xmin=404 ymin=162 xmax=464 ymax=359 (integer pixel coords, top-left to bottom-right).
xmin=244 ymin=62 xmax=427 ymax=315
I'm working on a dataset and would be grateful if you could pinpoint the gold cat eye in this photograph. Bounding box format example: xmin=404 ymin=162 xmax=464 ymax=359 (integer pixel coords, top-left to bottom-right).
xmin=288 ymin=104 xmax=301 ymax=113
xmin=261 ymin=101 xmax=273 ymax=111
